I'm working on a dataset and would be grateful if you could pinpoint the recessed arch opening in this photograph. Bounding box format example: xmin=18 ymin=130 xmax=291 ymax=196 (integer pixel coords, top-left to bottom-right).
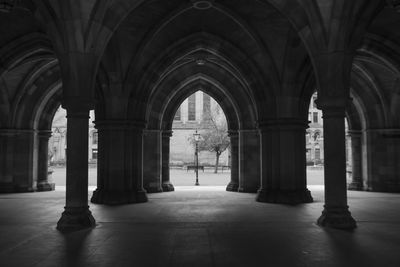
xmin=168 ymin=90 xmax=231 ymax=187
xmin=304 ymin=76 xmax=378 ymax=192
xmin=47 ymin=106 xmax=98 ymax=191
xmin=144 ymin=72 xmax=255 ymax=192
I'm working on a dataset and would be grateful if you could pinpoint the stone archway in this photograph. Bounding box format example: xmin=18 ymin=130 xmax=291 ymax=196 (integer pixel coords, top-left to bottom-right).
xmin=143 ymin=75 xmax=258 ymax=193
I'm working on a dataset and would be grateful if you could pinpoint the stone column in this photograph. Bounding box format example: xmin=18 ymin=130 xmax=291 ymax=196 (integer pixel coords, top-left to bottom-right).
xmin=37 ymin=130 xmax=55 ymax=191
xmin=0 ymin=129 xmax=15 ymax=192
xmin=238 ymin=129 xmax=260 ymax=193
xmin=143 ymin=130 xmax=163 ymax=193
xmin=13 ymin=130 xmax=35 ymax=192
xmin=347 ymin=130 xmax=363 ymax=191
xmin=127 ymin=122 xmax=148 ymax=202
xmin=91 ymin=120 xmax=148 ymax=204
xmin=364 ymin=129 xmax=400 ymax=192
xmin=317 ymin=108 xmax=356 ymax=229
xmin=57 ymin=109 xmax=95 ymax=231
xmin=256 ymin=119 xmax=313 ymax=204
xmin=161 ymin=130 xmax=174 ymax=191
xmin=226 ymin=130 xmax=239 ymax=191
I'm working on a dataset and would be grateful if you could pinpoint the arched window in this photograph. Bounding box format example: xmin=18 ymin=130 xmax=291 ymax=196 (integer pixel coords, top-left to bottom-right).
xmin=313 ymin=131 xmax=320 ymax=142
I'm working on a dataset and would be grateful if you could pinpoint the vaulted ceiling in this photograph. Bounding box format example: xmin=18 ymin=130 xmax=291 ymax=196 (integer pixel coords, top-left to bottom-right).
xmin=0 ymin=0 xmax=399 ymax=129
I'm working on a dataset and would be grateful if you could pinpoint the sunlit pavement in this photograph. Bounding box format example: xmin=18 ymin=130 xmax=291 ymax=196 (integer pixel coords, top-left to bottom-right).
xmin=51 ymin=167 xmax=327 ymax=190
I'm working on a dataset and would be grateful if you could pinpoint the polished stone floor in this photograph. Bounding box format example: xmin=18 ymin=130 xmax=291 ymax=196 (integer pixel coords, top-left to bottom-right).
xmin=0 ymin=187 xmax=399 ymax=267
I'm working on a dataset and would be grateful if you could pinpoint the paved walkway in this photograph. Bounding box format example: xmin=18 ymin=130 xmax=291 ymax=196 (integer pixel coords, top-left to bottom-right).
xmin=0 ymin=187 xmax=399 ymax=266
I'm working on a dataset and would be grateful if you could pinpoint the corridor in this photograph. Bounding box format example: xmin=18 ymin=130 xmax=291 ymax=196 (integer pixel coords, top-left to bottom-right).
xmin=0 ymin=187 xmax=399 ymax=267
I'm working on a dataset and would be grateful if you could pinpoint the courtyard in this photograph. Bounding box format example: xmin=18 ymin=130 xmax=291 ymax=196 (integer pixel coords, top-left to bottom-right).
xmin=50 ymin=167 xmax=327 ymax=189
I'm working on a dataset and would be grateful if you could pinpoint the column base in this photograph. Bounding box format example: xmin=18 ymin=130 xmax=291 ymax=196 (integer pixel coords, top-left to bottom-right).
xmin=57 ymin=206 xmax=96 ymax=231
xmin=226 ymin=181 xmax=239 ymax=192
xmin=317 ymin=206 xmax=357 ymax=229
xmin=91 ymin=188 xmax=148 ymax=205
xmin=348 ymin=181 xmax=363 ymax=191
xmin=14 ymin=185 xmax=34 ymax=193
xmin=0 ymin=182 xmax=14 ymax=193
xmin=238 ymin=186 xmax=258 ymax=193
xmin=256 ymin=188 xmax=313 ymax=204
xmin=162 ymin=182 xmax=175 ymax=192
xmin=367 ymin=181 xmax=400 ymax=193
xmin=144 ymin=184 xmax=163 ymax=193
xmin=36 ymin=182 xmax=55 ymax=191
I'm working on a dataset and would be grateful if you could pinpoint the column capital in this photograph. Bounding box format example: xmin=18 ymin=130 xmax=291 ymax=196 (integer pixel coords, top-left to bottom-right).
xmin=315 ymin=97 xmax=352 ymax=112
xmin=347 ymin=130 xmax=362 ymax=137
xmin=227 ymin=130 xmax=238 ymax=137
xmin=162 ymin=130 xmax=173 ymax=137
xmin=62 ymin=98 xmax=95 ymax=115
xmin=94 ymin=120 xmax=147 ymax=130
xmin=66 ymin=109 xmax=90 ymax=119
xmin=321 ymin=107 xmax=347 ymax=119
xmin=38 ymin=130 xmax=52 ymax=139
xmin=143 ymin=129 xmax=162 ymax=135
xmin=238 ymin=128 xmax=258 ymax=133
xmin=127 ymin=120 xmax=147 ymax=130
xmin=0 ymin=129 xmax=35 ymax=136
xmin=257 ymin=118 xmax=308 ymax=131
xmin=0 ymin=129 xmax=17 ymax=136
xmin=94 ymin=120 xmax=128 ymax=130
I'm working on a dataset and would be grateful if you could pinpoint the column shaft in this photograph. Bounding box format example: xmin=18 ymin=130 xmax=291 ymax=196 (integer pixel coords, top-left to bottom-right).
xmin=161 ymin=130 xmax=174 ymax=191
xmin=129 ymin=125 xmax=148 ymax=202
xmin=226 ymin=130 xmax=239 ymax=191
xmin=57 ymin=109 xmax=95 ymax=231
xmin=348 ymin=130 xmax=363 ymax=191
xmin=37 ymin=130 xmax=55 ymax=191
xmin=256 ymin=120 xmax=313 ymax=204
xmin=91 ymin=120 xmax=148 ymax=204
xmin=13 ymin=131 xmax=35 ymax=192
xmin=238 ymin=129 xmax=260 ymax=193
xmin=143 ymin=130 xmax=162 ymax=193
xmin=364 ymin=129 xmax=400 ymax=192
xmin=0 ymin=130 xmax=15 ymax=192
xmin=317 ymin=108 xmax=356 ymax=229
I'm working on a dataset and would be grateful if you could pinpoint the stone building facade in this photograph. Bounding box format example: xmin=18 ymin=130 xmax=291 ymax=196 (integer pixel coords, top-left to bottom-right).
xmin=48 ymin=92 xmax=324 ymax=167
xmin=306 ymin=93 xmax=324 ymax=165
xmin=48 ymin=92 xmax=229 ymax=167
xmin=165 ymin=91 xmax=230 ymax=166
xmin=49 ymin=108 xmax=97 ymax=164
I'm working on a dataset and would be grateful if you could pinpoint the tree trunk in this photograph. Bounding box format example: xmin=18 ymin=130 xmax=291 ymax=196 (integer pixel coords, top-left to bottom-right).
xmin=214 ymin=152 xmax=220 ymax=173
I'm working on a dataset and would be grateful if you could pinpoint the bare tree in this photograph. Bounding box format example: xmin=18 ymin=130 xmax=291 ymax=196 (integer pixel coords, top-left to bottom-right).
xmin=189 ymin=105 xmax=230 ymax=173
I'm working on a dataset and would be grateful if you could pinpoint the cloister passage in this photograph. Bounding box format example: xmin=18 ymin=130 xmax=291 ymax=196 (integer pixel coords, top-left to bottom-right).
xmin=141 ymin=65 xmax=260 ymax=193
xmin=168 ymin=91 xmax=231 ymax=187
xmin=1 ymin=0 xmax=400 ymax=237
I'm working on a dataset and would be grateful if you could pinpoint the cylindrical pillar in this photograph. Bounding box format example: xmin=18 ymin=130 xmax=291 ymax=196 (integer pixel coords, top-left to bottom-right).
xmin=161 ymin=130 xmax=174 ymax=191
xmin=128 ymin=123 xmax=148 ymax=202
xmin=226 ymin=130 xmax=239 ymax=191
xmin=91 ymin=120 xmax=148 ymax=204
xmin=256 ymin=119 xmax=313 ymax=204
xmin=57 ymin=109 xmax=95 ymax=231
xmin=0 ymin=129 xmax=15 ymax=192
xmin=238 ymin=129 xmax=260 ymax=193
xmin=317 ymin=108 xmax=356 ymax=229
xmin=143 ymin=130 xmax=163 ymax=193
xmin=347 ymin=130 xmax=363 ymax=190
xmin=37 ymin=130 xmax=55 ymax=191
xmin=13 ymin=130 xmax=35 ymax=192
